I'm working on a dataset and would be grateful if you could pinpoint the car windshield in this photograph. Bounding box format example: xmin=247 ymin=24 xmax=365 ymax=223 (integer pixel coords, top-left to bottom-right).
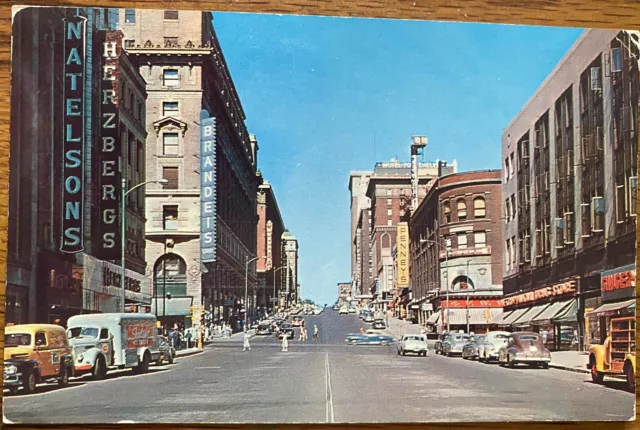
xmin=67 ymin=327 xmax=99 ymax=338
xmin=453 ymin=335 xmax=469 ymax=341
xmin=491 ymin=334 xmax=509 ymax=340
xmin=5 ymin=333 xmax=31 ymax=347
xmin=476 ymin=336 xmax=486 ymax=342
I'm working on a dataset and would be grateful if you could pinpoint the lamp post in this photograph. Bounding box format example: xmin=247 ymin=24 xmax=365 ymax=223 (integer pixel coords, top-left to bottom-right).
xmin=121 ymin=178 xmax=168 ymax=313
xmin=420 ymin=238 xmax=449 ymax=332
xmin=273 ymin=266 xmax=286 ymax=313
xmin=466 ymin=259 xmax=472 ymax=335
xmin=244 ymin=256 xmax=261 ymax=329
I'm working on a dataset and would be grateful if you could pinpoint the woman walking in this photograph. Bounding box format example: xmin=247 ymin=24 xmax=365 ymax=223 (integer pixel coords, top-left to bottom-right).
xmin=281 ymin=332 xmax=289 ymax=352
xmin=313 ymin=325 xmax=319 ymax=342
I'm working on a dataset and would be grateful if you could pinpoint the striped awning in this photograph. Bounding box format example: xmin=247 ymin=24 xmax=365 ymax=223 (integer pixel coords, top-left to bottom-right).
xmin=531 ymin=300 xmax=575 ymax=325
xmin=512 ymin=303 xmax=552 ymax=328
xmin=444 ymin=308 xmax=503 ymax=325
xmin=490 ymin=310 xmax=513 ymax=325
xmin=496 ymin=307 xmax=529 ymax=326
xmin=426 ymin=312 xmax=440 ymax=325
xmin=586 ymin=299 xmax=636 ymax=318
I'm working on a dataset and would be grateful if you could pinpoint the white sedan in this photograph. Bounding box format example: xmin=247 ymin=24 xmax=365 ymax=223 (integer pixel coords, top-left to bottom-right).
xmin=397 ymin=334 xmax=429 ymax=357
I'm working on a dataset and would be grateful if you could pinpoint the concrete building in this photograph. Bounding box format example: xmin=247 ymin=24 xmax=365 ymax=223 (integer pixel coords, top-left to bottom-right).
xmin=282 ymin=231 xmax=299 ymax=308
xmin=256 ymin=172 xmax=286 ymax=315
xmin=410 ymin=170 xmax=504 ymax=331
xmin=7 ymin=8 xmax=150 ymax=325
xmin=364 ymin=158 xmax=457 ymax=312
xmin=349 ymin=171 xmax=372 ymax=299
xmin=500 ymin=29 xmax=638 ymax=351
xmin=118 ymin=10 xmax=259 ymax=330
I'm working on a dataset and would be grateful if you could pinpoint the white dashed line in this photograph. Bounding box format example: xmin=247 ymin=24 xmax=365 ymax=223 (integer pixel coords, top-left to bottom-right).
xmin=325 ymin=353 xmax=335 ymax=423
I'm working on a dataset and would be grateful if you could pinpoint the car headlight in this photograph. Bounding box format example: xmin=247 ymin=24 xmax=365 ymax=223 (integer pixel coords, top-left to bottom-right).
xmin=78 ymin=354 xmax=84 ymax=361
xmin=4 ymin=365 xmax=17 ymax=375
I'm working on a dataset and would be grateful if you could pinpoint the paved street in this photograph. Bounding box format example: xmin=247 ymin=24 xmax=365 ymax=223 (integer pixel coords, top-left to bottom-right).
xmin=4 ymin=309 xmax=634 ymax=424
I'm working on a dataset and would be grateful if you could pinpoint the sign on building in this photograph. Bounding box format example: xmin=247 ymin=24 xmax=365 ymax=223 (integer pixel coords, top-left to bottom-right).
xmin=601 ymin=264 xmax=636 ymax=303
xmin=60 ymin=15 xmax=87 ymax=253
xmin=95 ymin=30 xmax=122 ymax=260
xmin=266 ymin=220 xmax=273 ymax=270
xmin=200 ymin=111 xmax=217 ymax=263
xmin=397 ymin=222 xmax=409 ymax=286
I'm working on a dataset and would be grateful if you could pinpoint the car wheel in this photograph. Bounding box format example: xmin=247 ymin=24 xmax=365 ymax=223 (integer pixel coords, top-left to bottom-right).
xmin=625 ymin=362 xmax=635 ymax=392
xmin=93 ymin=356 xmax=107 ymax=380
xmin=58 ymin=365 xmax=70 ymax=387
xmin=135 ymin=352 xmax=150 ymax=374
xmin=540 ymin=362 xmax=549 ymax=369
xmin=508 ymin=356 xmax=515 ymax=368
xmin=590 ymin=356 xmax=604 ymax=383
xmin=23 ymin=370 xmax=37 ymax=394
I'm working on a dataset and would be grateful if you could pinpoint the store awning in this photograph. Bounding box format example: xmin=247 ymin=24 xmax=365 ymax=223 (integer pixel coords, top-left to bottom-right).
xmin=444 ymin=308 xmax=503 ymax=325
xmin=427 ymin=312 xmax=440 ymax=325
xmin=513 ymin=303 xmax=552 ymax=328
xmin=530 ymin=300 xmax=574 ymax=325
xmin=151 ymin=297 xmax=193 ymax=317
xmin=586 ymin=299 xmax=636 ymax=318
xmin=490 ymin=310 xmax=513 ymax=325
xmin=497 ymin=307 xmax=529 ymax=326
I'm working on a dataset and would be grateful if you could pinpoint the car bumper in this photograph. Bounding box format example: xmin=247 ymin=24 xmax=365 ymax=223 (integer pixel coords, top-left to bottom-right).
xmin=3 ymin=373 xmax=23 ymax=387
xmin=512 ymin=356 xmax=551 ymax=363
xmin=405 ymin=349 xmax=427 ymax=353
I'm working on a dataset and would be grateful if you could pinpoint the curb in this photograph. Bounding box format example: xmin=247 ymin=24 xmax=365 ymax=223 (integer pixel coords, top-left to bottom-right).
xmin=549 ymin=363 xmax=590 ymax=374
xmin=176 ymin=348 xmax=203 ymax=358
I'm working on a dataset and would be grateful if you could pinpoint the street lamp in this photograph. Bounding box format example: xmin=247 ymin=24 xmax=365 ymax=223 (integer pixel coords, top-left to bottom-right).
xmin=121 ymin=178 xmax=168 ymax=312
xmin=244 ymin=256 xmax=263 ymax=328
xmin=420 ymin=238 xmax=449 ymax=332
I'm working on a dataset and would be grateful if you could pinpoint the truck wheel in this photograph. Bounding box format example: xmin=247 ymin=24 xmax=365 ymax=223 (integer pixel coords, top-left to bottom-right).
xmin=167 ymin=353 xmax=174 ymax=365
xmin=58 ymin=365 xmax=69 ymax=387
xmin=8 ymin=386 xmax=18 ymax=395
xmin=135 ymin=352 xmax=150 ymax=374
xmin=625 ymin=362 xmax=635 ymax=392
xmin=590 ymin=356 xmax=604 ymax=383
xmin=93 ymin=356 xmax=107 ymax=380
xmin=23 ymin=370 xmax=37 ymax=394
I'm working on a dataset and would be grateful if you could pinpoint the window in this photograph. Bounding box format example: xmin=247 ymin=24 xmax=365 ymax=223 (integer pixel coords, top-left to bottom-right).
xmin=387 ymin=189 xmax=392 ymax=196
xmin=163 ymin=69 xmax=179 ymax=87
xmin=137 ymin=142 xmax=143 ymax=172
xmin=474 ymin=231 xmax=486 ymax=248
xmin=509 ymin=153 xmax=515 ymax=178
xmin=100 ymin=329 xmax=110 ymax=340
xmin=506 ymin=240 xmax=512 ymax=269
xmin=387 ymin=219 xmax=393 ymax=226
xmin=504 ymin=157 xmax=509 ymax=183
xmin=457 ymin=233 xmax=468 ymax=249
xmin=511 ymin=237 xmax=516 ymax=265
xmin=128 ymin=136 xmax=135 ymax=165
xmin=125 ymin=9 xmax=136 ymax=23
xmin=163 ymin=205 xmax=179 ymax=230
xmin=474 ymin=197 xmax=486 ymax=218
xmin=163 ymin=167 xmax=179 ymax=189
xmin=163 ymin=102 xmax=179 ymax=117
xmin=387 ymin=209 xmax=392 ymax=216
xmin=387 ymin=199 xmax=392 ymax=205
xmin=124 ymin=39 xmax=135 ymax=48
xmin=164 ymin=37 xmax=178 ymax=48
xmin=163 ymin=133 xmax=179 ymax=155
xmin=510 ymin=195 xmax=516 ymax=220
xmin=457 ymin=198 xmax=467 ymax=220
xmin=35 ymin=332 xmax=47 ymax=346
xmin=164 ymin=10 xmax=179 ymax=20
xmin=442 ymin=201 xmax=451 ymax=223
xmin=505 ymin=199 xmax=511 ymax=221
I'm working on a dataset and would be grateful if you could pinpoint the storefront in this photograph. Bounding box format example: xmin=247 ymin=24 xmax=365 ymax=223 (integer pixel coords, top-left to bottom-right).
xmin=435 ymin=298 xmax=502 ymax=334
xmin=586 ymin=264 xmax=635 ymax=347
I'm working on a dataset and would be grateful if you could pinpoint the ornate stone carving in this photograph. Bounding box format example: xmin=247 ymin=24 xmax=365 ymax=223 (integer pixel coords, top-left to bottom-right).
xmin=144 ymin=40 xmax=153 ymax=48
xmin=153 ymin=117 xmax=188 ymax=137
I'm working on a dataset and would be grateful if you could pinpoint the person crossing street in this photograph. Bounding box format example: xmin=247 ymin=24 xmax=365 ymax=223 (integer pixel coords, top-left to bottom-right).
xmin=243 ymin=330 xmax=251 ymax=351
xmin=313 ymin=325 xmax=319 ymax=342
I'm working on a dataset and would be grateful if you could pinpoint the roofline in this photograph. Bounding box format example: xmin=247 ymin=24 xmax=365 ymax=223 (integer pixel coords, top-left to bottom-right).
xmin=258 ymin=181 xmax=285 ymax=231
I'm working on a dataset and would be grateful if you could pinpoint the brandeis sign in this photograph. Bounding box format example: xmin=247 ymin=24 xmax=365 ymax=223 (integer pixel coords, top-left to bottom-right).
xmin=96 ymin=30 xmax=122 ymax=260
xmin=60 ymin=15 xmax=87 ymax=253
xmin=200 ymin=110 xmax=217 ymax=263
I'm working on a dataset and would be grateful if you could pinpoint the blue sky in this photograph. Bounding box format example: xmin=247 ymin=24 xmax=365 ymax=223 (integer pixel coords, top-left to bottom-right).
xmin=211 ymin=13 xmax=583 ymax=305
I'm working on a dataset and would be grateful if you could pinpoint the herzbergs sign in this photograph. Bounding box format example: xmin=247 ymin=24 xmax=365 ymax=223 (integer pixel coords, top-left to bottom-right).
xmin=60 ymin=15 xmax=87 ymax=253
xmin=601 ymin=264 xmax=636 ymax=303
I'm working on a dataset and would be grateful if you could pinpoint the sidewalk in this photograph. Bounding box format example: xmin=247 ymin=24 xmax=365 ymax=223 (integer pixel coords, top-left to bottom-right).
xmin=175 ymin=347 xmax=203 ymax=357
xmin=549 ymin=351 xmax=589 ymax=374
xmin=204 ymin=329 xmax=256 ymax=343
xmin=384 ymin=317 xmax=423 ymax=339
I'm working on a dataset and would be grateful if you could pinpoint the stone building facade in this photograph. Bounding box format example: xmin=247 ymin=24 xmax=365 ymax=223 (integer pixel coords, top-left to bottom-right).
xmin=282 ymin=231 xmax=299 ymax=308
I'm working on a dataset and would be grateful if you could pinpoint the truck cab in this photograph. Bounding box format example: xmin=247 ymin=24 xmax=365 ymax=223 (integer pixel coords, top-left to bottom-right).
xmin=587 ymin=316 xmax=635 ymax=392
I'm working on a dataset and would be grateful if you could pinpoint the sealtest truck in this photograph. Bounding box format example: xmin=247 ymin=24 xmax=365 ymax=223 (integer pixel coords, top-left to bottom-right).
xmin=66 ymin=313 xmax=162 ymax=380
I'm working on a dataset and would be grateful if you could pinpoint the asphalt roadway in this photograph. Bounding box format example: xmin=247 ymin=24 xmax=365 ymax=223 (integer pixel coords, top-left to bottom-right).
xmin=3 ymin=309 xmax=635 ymax=424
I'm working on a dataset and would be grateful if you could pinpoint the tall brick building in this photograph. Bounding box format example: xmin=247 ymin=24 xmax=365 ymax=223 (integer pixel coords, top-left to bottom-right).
xmin=409 ymin=170 xmax=503 ymax=331
xmin=118 ymin=10 xmax=259 ymax=329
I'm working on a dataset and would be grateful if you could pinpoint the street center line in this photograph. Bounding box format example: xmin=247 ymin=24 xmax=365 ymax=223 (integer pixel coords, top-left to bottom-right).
xmin=325 ymin=353 xmax=335 ymax=423
xmin=194 ymin=366 xmax=221 ymax=369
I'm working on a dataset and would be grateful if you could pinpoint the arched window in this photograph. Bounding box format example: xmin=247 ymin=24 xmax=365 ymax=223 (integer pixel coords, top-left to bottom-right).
xmin=442 ymin=201 xmax=451 ymax=223
xmin=474 ymin=196 xmax=486 ymax=218
xmin=457 ymin=198 xmax=467 ymax=220
xmin=451 ymin=275 xmax=474 ymax=291
xmin=154 ymin=253 xmax=187 ymax=297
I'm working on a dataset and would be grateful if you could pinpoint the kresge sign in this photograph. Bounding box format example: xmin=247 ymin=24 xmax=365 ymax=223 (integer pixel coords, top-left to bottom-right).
xmin=200 ymin=111 xmax=217 ymax=263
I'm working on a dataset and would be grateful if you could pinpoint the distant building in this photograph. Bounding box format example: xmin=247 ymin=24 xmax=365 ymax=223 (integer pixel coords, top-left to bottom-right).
xmin=282 ymin=231 xmax=299 ymax=308
xmin=337 ymin=282 xmax=352 ymax=305
xmin=500 ymin=29 xmax=638 ymax=351
xmin=349 ymin=171 xmax=371 ymax=298
xmin=409 ymin=170 xmax=503 ymax=331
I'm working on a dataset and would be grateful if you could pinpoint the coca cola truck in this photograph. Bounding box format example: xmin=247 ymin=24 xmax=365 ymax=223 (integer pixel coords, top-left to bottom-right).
xmin=66 ymin=313 xmax=162 ymax=380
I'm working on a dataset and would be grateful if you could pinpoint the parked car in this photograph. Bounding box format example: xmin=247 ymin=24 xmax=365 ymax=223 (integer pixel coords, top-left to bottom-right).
xmin=397 ymin=334 xmax=429 ymax=356
xmin=4 ymin=324 xmax=75 ymax=395
xmin=257 ymin=323 xmax=274 ymax=335
xmin=332 ymin=305 xmax=340 ymax=311
xmin=434 ymin=332 xmax=451 ymax=355
xmin=348 ymin=307 xmax=357 ymax=314
xmin=478 ymin=331 xmax=510 ymax=362
xmin=158 ymin=336 xmax=176 ymax=365
xmin=345 ymin=330 xmax=382 ymax=344
xmin=291 ymin=316 xmax=305 ymax=327
xmin=352 ymin=334 xmax=395 ymax=345
xmin=372 ymin=319 xmax=386 ymax=330
xmin=442 ymin=333 xmax=470 ymax=356
xmin=339 ymin=307 xmax=349 ymax=315
xmin=462 ymin=334 xmax=486 ymax=360
xmin=364 ymin=314 xmax=375 ymax=323
xmin=498 ymin=332 xmax=551 ymax=368
xmin=276 ymin=324 xmax=295 ymax=339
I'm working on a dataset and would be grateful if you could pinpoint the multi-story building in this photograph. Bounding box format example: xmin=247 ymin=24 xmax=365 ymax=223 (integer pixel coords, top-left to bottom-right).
xmin=118 ymin=10 xmax=259 ymax=330
xmin=349 ymin=171 xmax=372 ymax=298
xmin=410 ymin=170 xmax=504 ymax=331
xmin=8 ymin=8 xmax=151 ymax=325
xmin=500 ymin=29 xmax=638 ymax=351
xmin=256 ymin=173 xmax=286 ymax=315
xmin=364 ymin=158 xmax=457 ymax=313
xmin=281 ymin=231 xmax=299 ymax=307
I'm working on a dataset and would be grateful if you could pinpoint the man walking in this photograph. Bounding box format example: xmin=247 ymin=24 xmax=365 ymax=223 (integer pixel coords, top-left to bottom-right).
xmin=313 ymin=325 xmax=319 ymax=342
xmin=281 ymin=332 xmax=289 ymax=352
xmin=243 ymin=330 xmax=251 ymax=351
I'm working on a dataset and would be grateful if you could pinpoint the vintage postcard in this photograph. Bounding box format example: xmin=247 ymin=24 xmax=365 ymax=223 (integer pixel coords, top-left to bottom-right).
xmin=3 ymin=5 xmax=637 ymax=424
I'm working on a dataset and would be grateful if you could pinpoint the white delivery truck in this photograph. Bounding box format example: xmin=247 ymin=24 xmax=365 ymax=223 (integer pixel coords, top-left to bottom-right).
xmin=67 ymin=313 xmax=162 ymax=380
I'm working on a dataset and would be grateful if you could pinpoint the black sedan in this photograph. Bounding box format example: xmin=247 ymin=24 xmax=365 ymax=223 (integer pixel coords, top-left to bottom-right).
xmin=372 ymin=319 xmax=386 ymax=330
xmin=276 ymin=324 xmax=295 ymax=339
xmin=257 ymin=323 xmax=273 ymax=335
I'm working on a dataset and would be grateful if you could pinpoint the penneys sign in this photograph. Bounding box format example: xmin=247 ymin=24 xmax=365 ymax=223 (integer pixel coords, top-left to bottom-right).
xmin=96 ymin=31 xmax=122 ymax=260
xmin=397 ymin=222 xmax=409 ymax=286
xmin=60 ymin=15 xmax=87 ymax=253
xmin=200 ymin=111 xmax=217 ymax=263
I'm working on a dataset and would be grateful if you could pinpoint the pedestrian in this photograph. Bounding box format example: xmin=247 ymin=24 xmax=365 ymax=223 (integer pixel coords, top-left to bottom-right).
xmin=313 ymin=325 xmax=319 ymax=342
xmin=541 ymin=328 xmax=548 ymax=345
xmin=281 ymin=332 xmax=289 ymax=352
xmin=303 ymin=327 xmax=308 ymax=341
xmin=186 ymin=329 xmax=193 ymax=349
xmin=243 ymin=330 xmax=251 ymax=351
